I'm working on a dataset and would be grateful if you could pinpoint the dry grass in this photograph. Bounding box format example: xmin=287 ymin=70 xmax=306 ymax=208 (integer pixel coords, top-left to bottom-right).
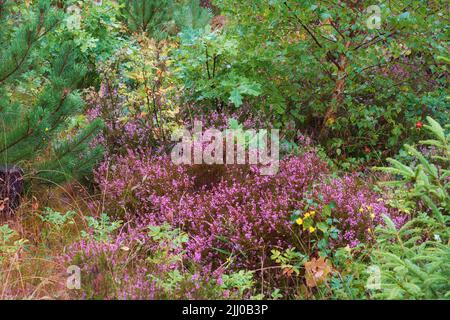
xmin=0 ymin=180 xmax=101 ymax=300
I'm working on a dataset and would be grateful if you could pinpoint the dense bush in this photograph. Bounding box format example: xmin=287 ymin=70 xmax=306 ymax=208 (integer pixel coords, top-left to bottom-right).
xmin=175 ymin=0 xmax=449 ymax=161
xmin=85 ymin=34 xmax=182 ymax=155
xmin=94 ymin=150 xmax=403 ymax=271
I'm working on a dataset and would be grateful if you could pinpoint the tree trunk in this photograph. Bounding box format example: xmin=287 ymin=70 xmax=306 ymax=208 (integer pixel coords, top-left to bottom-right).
xmin=0 ymin=165 xmax=24 ymax=218
xmin=320 ymin=41 xmax=351 ymax=139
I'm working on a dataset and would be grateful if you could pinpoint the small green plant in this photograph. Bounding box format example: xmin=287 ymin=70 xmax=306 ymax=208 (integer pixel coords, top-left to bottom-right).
xmin=270 ymin=288 xmax=283 ymax=300
xmin=146 ymin=223 xmax=190 ymax=294
xmin=81 ymin=213 xmax=122 ymax=242
xmin=270 ymin=248 xmax=307 ymax=276
xmin=290 ymin=198 xmax=340 ymax=256
xmin=156 ymin=269 xmax=185 ymax=293
xmin=374 ymin=116 xmax=449 ymax=223
xmin=326 ymin=246 xmax=370 ymax=300
xmin=38 ymin=208 xmax=77 ymax=244
xmin=147 ymin=223 xmax=189 ymax=265
xmin=148 ymin=223 xmax=189 ymax=249
xmin=0 ymin=224 xmax=28 ymax=264
xmin=220 ymin=270 xmax=255 ymax=297
xmin=40 ymin=208 xmax=76 ymax=230
xmin=146 ymin=223 xmax=256 ymax=299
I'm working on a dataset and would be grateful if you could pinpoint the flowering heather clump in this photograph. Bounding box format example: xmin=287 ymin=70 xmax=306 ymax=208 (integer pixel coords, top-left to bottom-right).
xmin=167 ymin=153 xmax=328 ymax=270
xmin=94 ymin=150 xmax=404 ymax=271
xmin=62 ymin=223 xmax=156 ymax=299
xmin=93 ymin=149 xmax=194 ymax=220
xmin=61 ymin=221 xmax=254 ymax=299
xmin=312 ymin=174 xmax=408 ymax=247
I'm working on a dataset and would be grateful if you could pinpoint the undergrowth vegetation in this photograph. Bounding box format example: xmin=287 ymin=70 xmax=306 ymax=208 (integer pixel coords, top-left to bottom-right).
xmin=0 ymin=0 xmax=448 ymax=300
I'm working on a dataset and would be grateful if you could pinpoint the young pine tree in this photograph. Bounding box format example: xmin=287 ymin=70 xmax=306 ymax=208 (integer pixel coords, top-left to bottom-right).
xmin=174 ymin=0 xmax=213 ymax=31
xmin=122 ymin=0 xmax=174 ymax=38
xmin=0 ymin=0 xmax=103 ymax=184
xmin=121 ymin=0 xmax=213 ymax=39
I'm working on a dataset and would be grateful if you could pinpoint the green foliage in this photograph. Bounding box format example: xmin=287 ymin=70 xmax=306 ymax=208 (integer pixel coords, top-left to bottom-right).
xmin=374 ymin=117 xmax=449 ymax=223
xmin=39 ymin=207 xmax=76 ymax=229
xmin=174 ymin=26 xmax=263 ymax=110
xmin=0 ymin=0 xmax=103 ymax=184
xmin=174 ymin=0 xmax=213 ymax=31
xmin=37 ymin=207 xmax=77 ymax=244
xmin=220 ymin=270 xmax=255 ymax=296
xmin=149 ymin=228 xmax=196 ymax=295
xmin=326 ymin=246 xmax=370 ymax=300
xmin=63 ymin=0 xmax=125 ymax=62
xmin=176 ymin=0 xmax=449 ymax=158
xmin=147 ymin=223 xmax=256 ymax=299
xmin=147 ymin=223 xmax=189 ymax=265
xmin=0 ymin=224 xmax=28 ymax=264
xmin=81 ymin=213 xmax=122 ymax=242
xmin=270 ymin=248 xmax=307 ymax=276
xmin=369 ymin=117 xmax=449 ymax=299
xmin=122 ymin=0 xmax=213 ymax=38
xmin=148 ymin=223 xmax=189 ymax=247
xmin=121 ymin=0 xmax=174 ymax=39
xmin=270 ymin=288 xmax=283 ymax=300
xmin=371 ymin=214 xmax=449 ymax=299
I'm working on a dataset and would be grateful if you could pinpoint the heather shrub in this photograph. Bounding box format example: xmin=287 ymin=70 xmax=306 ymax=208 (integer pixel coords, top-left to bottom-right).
xmin=63 ymin=221 xmax=257 ymax=299
xmin=63 ymin=221 xmax=165 ymax=299
xmin=170 ymin=153 xmax=328 ymax=270
xmin=93 ymin=150 xmax=194 ymax=220
xmin=94 ymin=150 xmax=402 ymax=273
xmin=310 ymin=174 xmax=408 ymax=248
